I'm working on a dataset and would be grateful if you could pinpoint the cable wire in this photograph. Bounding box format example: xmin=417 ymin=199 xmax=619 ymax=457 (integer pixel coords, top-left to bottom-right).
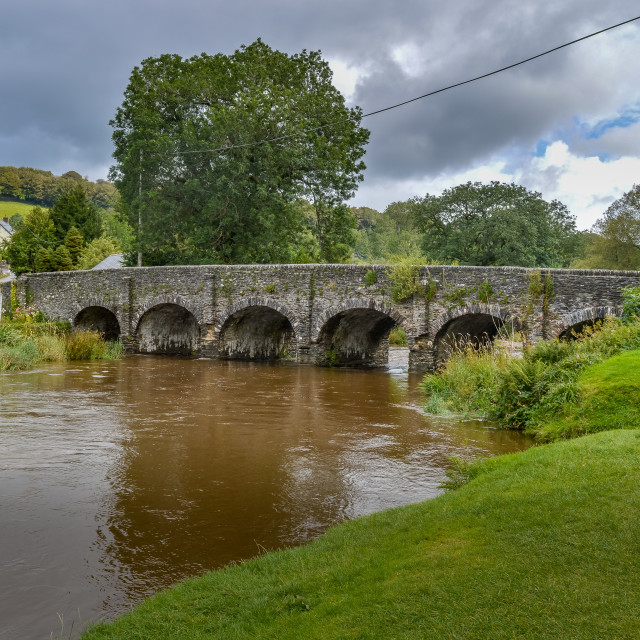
xmin=175 ymin=14 xmax=640 ymax=155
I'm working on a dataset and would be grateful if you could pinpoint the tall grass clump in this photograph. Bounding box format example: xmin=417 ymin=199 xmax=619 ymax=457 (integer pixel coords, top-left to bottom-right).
xmin=64 ymin=330 xmax=108 ymax=360
xmin=421 ymin=344 xmax=508 ymax=415
xmin=1 ymin=303 xmax=124 ymax=370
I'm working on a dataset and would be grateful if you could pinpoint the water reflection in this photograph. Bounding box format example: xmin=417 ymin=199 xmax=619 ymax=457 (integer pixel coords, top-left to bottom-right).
xmin=0 ymin=354 xmax=531 ymax=640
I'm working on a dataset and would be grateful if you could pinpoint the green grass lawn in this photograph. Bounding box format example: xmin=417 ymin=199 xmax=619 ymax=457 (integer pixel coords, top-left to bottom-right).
xmin=80 ymin=345 xmax=640 ymax=640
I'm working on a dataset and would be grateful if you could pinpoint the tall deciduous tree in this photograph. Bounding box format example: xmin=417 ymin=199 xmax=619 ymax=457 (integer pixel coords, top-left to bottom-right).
xmin=110 ymin=40 xmax=369 ymax=266
xmin=412 ymin=182 xmax=578 ymax=267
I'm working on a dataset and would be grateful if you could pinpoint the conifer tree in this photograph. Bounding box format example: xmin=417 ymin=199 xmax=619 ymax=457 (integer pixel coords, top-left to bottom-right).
xmin=53 ymin=245 xmax=74 ymax=271
xmin=35 ymin=246 xmax=55 ymax=272
xmin=65 ymin=226 xmax=84 ymax=265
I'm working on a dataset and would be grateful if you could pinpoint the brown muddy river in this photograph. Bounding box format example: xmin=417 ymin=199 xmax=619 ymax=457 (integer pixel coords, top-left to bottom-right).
xmin=0 ymin=351 xmax=532 ymax=639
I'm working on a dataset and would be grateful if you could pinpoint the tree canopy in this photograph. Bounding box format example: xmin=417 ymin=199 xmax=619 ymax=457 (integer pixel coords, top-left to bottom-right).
xmin=572 ymin=184 xmax=640 ymax=270
xmin=110 ymin=40 xmax=369 ymax=266
xmin=411 ymin=181 xmax=579 ymax=267
xmin=0 ymin=165 xmax=119 ymax=210
xmin=1 ymin=182 xmax=132 ymax=275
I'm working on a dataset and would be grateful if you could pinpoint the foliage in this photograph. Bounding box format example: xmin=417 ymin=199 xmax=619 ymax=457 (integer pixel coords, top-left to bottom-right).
xmin=2 ymin=206 xmax=56 ymax=275
xmin=438 ymin=456 xmax=482 ymax=491
xmin=422 ymin=344 xmax=508 ymax=416
xmin=64 ymin=330 xmax=108 ymax=360
xmin=111 ymin=40 xmax=369 ymax=266
xmin=364 ymin=269 xmax=377 ymax=285
xmin=412 ymin=181 xmax=579 ymax=267
xmin=621 ymin=284 xmax=640 ymax=323
xmin=0 ymin=165 xmax=119 ymax=210
xmin=353 ymin=200 xmax=423 ymax=263
xmin=64 ymin=226 xmax=85 ymax=265
xmin=387 ymin=260 xmax=421 ymax=303
xmin=53 ymin=245 xmax=74 ymax=271
xmin=76 ymin=235 xmax=121 ymax=270
xmin=570 ymin=185 xmax=640 ymax=270
xmin=477 ymin=280 xmax=493 ymax=303
xmin=35 ymin=246 xmax=55 ymax=272
xmin=388 ymin=326 xmax=408 ymax=346
xmin=535 ymin=349 xmax=640 ymax=441
xmin=51 ymin=184 xmax=101 ymax=243
xmin=79 ymin=429 xmax=640 ymax=640
xmin=0 ymin=309 xmax=122 ymax=371
xmin=421 ymin=317 xmax=640 ymax=439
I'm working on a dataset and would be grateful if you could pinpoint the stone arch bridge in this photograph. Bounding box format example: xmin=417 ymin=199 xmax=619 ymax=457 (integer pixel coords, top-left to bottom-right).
xmin=3 ymin=264 xmax=638 ymax=371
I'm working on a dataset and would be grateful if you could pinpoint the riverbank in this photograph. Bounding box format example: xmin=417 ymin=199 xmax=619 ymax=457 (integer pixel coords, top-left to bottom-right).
xmin=421 ymin=317 xmax=640 ymax=440
xmin=80 ymin=428 xmax=640 ymax=639
xmin=80 ymin=349 xmax=640 ymax=639
xmin=0 ymin=315 xmax=122 ymax=371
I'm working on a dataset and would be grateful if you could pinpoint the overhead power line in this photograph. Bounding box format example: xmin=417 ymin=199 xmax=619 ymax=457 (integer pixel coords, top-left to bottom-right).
xmin=176 ymin=14 xmax=640 ymax=156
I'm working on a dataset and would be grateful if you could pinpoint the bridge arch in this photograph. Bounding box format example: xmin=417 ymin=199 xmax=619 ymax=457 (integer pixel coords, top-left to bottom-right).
xmin=313 ymin=299 xmax=410 ymax=367
xmin=215 ymin=297 xmax=299 ymax=361
xmin=431 ymin=304 xmax=514 ymax=366
xmin=73 ymin=299 xmax=121 ymax=341
xmin=555 ymin=306 xmax=621 ymax=340
xmin=134 ymin=296 xmax=203 ymax=355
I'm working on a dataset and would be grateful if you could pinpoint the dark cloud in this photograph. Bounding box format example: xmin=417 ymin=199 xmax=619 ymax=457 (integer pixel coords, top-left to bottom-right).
xmin=1 ymin=0 xmax=639 ymax=191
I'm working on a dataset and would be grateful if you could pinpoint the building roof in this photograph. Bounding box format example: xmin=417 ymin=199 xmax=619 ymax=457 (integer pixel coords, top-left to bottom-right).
xmin=91 ymin=253 xmax=125 ymax=270
xmin=0 ymin=219 xmax=14 ymax=236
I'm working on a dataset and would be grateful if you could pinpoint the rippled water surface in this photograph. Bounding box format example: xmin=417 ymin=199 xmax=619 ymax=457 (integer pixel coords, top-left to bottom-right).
xmin=0 ymin=352 xmax=531 ymax=639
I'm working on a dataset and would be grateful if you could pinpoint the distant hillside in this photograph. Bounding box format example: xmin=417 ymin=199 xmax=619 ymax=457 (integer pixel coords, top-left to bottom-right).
xmin=0 ymin=198 xmax=39 ymax=220
xmin=0 ymin=166 xmax=118 ymax=211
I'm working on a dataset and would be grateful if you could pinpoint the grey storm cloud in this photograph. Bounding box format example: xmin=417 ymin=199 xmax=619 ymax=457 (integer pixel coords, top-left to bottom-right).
xmin=1 ymin=0 xmax=639 ymax=189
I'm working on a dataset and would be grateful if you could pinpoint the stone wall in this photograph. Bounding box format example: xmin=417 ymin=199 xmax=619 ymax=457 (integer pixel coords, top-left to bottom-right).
xmin=2 ymin=264 xmax=639 ymax=371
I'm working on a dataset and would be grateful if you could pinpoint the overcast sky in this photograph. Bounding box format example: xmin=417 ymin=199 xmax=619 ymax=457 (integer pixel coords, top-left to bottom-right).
xmin=2 ymin=1 xmax=639 ymax=229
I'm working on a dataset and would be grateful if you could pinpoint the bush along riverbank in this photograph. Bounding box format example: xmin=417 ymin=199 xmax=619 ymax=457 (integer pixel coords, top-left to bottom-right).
xmin=421 ymin=287 xmax=640 ymax=441
xmin=0 ymin=305 xmax=123 ymax=371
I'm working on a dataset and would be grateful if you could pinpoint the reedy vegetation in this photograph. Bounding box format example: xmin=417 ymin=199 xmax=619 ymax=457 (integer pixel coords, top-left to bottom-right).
xmin=0 ymin=305 xmax=123 ymax=371
xmin=421 ymin=285 xmax=640 ymax=440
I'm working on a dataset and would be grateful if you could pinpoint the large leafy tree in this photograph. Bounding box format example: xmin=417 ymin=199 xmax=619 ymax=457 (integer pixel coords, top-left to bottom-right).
xmin=412 ymin=181 xmax=578 ymax=267
xmin=110 ymin=40 xmax=369 ymax=266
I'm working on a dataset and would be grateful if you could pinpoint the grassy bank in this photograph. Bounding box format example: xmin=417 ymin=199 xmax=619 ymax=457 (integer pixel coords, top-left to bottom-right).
xmin=536 ymin=349 xmax=640 ymax=441
xmin=0 ymin=314 xmax=123 ymax=371
xmin=81 ymin=427 xmax=640 ymax=639
xmin=421 ymin=318 xmax=640 ymax=440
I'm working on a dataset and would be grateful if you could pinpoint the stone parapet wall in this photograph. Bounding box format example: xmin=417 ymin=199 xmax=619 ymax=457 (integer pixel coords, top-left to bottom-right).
xmin=2 ymin=264 xmax=639 ymax=371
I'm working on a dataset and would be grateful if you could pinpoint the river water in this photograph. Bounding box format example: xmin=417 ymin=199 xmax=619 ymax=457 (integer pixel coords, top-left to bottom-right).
xmin=0 ymin=351 xmax=531 ymax=639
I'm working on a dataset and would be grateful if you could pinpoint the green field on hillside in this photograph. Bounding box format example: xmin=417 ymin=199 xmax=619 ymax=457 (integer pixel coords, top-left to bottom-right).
xmin=0 ymin=197 xmax=41 ymax=220
xmin=81 ymin=351 xmax=640 ymax=640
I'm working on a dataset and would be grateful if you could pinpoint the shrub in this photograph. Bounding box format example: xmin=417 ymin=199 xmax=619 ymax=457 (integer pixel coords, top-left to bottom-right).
xmin=387 ymin=261 xmax=420 ymax=303
xmin=34 ymin=335 xmax=67 ymax=362
xmin=364 ymin=269 xmax=377 ymax=286
xmin=389 ymin=326 xmax=408 ymax=346
xmin=621 ymin=284 xmax=640 ymax=323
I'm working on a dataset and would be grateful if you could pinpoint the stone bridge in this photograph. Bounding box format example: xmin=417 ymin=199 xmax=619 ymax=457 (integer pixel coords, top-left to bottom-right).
xmin=2 ymin=264 xmax=639 ymax=371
